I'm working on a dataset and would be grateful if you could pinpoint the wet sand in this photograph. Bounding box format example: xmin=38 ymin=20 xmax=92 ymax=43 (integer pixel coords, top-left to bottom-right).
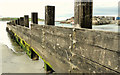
xmin=0 ymin=43 xmax=45 ymax=73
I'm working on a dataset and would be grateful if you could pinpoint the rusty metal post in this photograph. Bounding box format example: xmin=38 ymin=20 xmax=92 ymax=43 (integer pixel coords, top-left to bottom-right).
xmin=12 ymin=20 xmax=15 ymax=26
xmin=15 ymin=20 xmax=18 ymax=25
xmin=31 ymin=12 xmax=38 ymax=24
xmin=45 ymin=5 xmax=55 ymax=25
xmin=24 ymin=15 xmax=29 ymax=27
xmin=20 ymin=17 xmax=24 ymax=26
xmin=74 ymin=0 xmax=93 ymax=29
xmin=18 ymin=18 xmax=20 ymax=25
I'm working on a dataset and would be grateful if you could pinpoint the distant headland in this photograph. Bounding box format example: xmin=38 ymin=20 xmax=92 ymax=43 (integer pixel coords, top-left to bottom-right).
xmin=0 ymin=17 xmax=44 ymax=21
xmin=60 ymin=16 xmax=120 ymax=25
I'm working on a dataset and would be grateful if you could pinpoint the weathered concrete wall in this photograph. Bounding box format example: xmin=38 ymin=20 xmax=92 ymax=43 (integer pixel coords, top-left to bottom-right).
xmin=7 ymin=24 xmax=120 ymax=73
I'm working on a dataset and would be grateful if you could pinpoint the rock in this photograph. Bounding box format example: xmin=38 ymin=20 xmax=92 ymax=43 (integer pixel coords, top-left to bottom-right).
xmin=60 ymin=16 xmax=116 ymax=25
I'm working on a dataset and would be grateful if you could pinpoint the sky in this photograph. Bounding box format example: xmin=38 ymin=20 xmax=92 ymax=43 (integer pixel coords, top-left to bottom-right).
xmin=0 ymin=0 xmax=119 ymax=21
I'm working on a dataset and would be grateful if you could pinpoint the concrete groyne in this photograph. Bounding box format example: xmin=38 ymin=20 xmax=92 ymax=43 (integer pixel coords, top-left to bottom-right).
xmin=6 ymin=0 xmax=120 ymax=74
xmin=6 ymin=23 xmax=120 ymax=73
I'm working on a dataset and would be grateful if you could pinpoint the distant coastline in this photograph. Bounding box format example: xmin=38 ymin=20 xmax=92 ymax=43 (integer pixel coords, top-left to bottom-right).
xmin=0 ymin=17 xmax=44 ymax=21
xmin=59 ymin=16 xmax=120 ymax=25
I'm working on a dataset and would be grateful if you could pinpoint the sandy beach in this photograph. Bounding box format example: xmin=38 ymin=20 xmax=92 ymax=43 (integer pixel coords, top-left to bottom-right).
xmin=0 ymin=43 xmax=45 ymax=73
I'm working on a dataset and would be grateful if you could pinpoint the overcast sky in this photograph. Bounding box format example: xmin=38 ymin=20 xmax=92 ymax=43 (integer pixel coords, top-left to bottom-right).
xmin=0 ymin=0 xmax=119 ymax=20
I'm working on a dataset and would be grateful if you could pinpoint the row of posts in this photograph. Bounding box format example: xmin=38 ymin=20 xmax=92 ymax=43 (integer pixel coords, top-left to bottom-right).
xmin=8 ymin=1 xmax=93 ymax=29
xmin=7 ymin=5 xmax=55 ymax=28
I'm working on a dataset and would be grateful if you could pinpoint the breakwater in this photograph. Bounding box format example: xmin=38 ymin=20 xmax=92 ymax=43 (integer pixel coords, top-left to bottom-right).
xmin=92 ymin=16 xmax=116 ymax=25
xmin=6 ymin=1 xmax=120 ymax=74
xmin=6 ymin=23 xmax=120 ymax=73
xmin=60 ymin=16 xmax=117 ymax=25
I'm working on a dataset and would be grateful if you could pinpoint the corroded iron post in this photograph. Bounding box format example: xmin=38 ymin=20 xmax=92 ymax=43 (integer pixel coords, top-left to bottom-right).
xmin=74 ymin=0 xmax=93 ymax=29
xmin=45 ymin=5 xmax=55 ymax=25
xmin=15 ymin=20 xmax=18 ymax=25
xmin=18 ymin=18 xmax=20 ymax=25
xmin=31 ymin=12 xmax=38 ymax=24
xmin=20 ymin=17 xmax=24 ymax=26
xmin=24 ymin=15 xmax=29 ymax=27
xmin=12 ymin=21 xmax=15 ymax=25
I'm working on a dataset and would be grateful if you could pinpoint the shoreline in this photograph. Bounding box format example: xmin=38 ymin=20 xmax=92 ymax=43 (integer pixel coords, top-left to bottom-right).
xmin=0 ymin=43 xmax=45 ymax=73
